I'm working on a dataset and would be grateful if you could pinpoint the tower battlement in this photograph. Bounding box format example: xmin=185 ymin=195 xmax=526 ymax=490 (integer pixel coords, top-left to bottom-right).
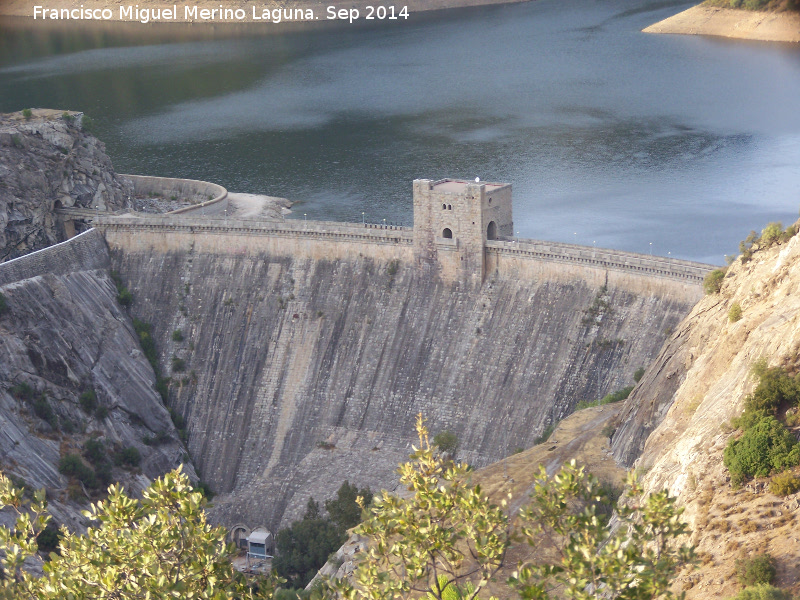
xmin=412 ymin=178 xmax=513 ymax=281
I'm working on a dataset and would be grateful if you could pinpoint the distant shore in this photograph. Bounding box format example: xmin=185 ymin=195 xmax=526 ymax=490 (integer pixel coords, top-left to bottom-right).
xmin=644 ymin=4 xmax=800 ymax=43
xmin=0 ymin=0 xmax=531 ymax=22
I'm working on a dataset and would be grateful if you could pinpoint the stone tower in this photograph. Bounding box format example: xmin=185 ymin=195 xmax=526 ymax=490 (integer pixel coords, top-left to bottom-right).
xmin=412 ymin=178 xmax=513 ymax=282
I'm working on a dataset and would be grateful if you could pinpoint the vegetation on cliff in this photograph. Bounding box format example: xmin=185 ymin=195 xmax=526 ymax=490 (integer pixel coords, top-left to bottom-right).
xmin=704 ymin=0 xmax=799 ymax=11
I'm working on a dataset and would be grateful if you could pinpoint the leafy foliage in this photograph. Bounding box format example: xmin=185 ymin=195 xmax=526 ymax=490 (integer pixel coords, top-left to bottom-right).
xmin=0 ymin=467 xmax=279 ymax=599
xmin=724 ymin=416 xmax=800 ymax=482
xmin=769 ymin=471 xmax=800 ymax=496
xmin=511 ymin=462 xmax=694 ymax=600
xmin=736 ymin=554 xmax=777 ymax=587
xmin=325 ymin=481 xmax=373 ymax=532
xmin=0 ymin=292 xmax=8 ymax=316
xmin=273 ymin=516 xmax=346 ymax=589
xmin=433 ymin=430 xmax=459 ymax=456
xmin=334 ymin=414 xmax=510 ymax=600
xmin=703 ymin=269 xmax=726 ymax=294
xmin=58 ymin=453 xmax=98 ymax=490
xmin=79 ymin=389 xmax=97 ymax=413
xmin=576 ymin=386 xmax=633 ymax=410
xmin=634 ymin=367 xmax=646 ymax=383
xmin=729 ymin=584 xmax=794 ymax=600
xmin=729 ymin=303 xmax=743 ymax=323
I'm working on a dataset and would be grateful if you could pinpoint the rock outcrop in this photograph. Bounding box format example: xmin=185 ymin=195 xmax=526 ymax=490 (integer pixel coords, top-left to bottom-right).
xmin=612 ymin=225 xmax=800 ymax=597
xmin=0 ymin=109 xmax=133 ymax=262
xmin=0 ymin=238 xmax=195 ymax=530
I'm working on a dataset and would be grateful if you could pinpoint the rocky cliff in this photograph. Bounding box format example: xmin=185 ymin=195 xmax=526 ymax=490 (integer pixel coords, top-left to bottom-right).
xmin=612 ymin=224 xmax=800 ymax=598
xmin=110 ymin=246 xmax=697 ymax=532
xmin=0 ymin=234 xmax=195 ymax=531
xmin=0 ymin=109 xmax=132 ymax=262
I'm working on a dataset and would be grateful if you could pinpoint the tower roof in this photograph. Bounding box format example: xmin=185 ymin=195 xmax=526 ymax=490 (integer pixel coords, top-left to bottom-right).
xmin=431 ymin=179 xmax=509 ymax=194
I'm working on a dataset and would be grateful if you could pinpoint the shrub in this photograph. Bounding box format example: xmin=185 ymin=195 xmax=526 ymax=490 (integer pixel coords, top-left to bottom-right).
xmin=633 ymin=366 xmax=646 ymax=383
xmin=62 ymin=112 xmax=74 ymax=123
xmin=0 ymin=292 xmax=9 ymax=316
xmin=729 ymin=303 xmax=743 ymax=323
xmin=534 ymin=423 xmax=555 ymax=444
xmin=736 ymin=554 xmax=777 ymax=587
xmin=22 ymin=108 xmax=32 ymax=120
xmin=576 ymin=386 xmax=634 ymax=410
xmin=79 ymin=389 xmax=97 ymax=413
xmin=114 ymin=446 xmax=141 ymax=468
xmin=36 ymin=520 xmax=62 ymax=555
xmin=761 ymin=222 xmax=783 ymax=247
xmin=10 ymin=382 xmax=35 ymax=401
xmin=195 ymin=480 xmax=215 ymax=500
xmin=433 ymin=430 xmax=459 ymax=456
xmin=769 ymin=471 xmax=800 ymax=496
xmin=94 ymin=462 xmax=113 ymax=488
xmin=724 ymin=416 xmax=800 ymax=481
xmin=82 ymin=438 xmax=105 ymax=464
xmin=171 ymin=356 xmax=186 ymax=373
xmin=95 ymin=405 xmax=109 ymax=420
xmin=58 ymin=454 xmax=97 ymax=489
xmin=703 ymin=269 xmax=726 ymax=294
xmin=730 ymin=584 xmax=793 ymax=600
xmin=117 ymin=288 xmax=133 ymax=306
xmin=80 ymin=115 xmax=94 ymax=132
xmin=33 ymin=395 xmax=58 ymax=430
xmin=172 ymin=329 xmax=184 ymax=342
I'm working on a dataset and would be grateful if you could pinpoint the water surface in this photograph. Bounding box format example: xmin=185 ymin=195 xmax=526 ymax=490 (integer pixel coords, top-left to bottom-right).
xmin=2 ymin=0 xmax=800 ymax=262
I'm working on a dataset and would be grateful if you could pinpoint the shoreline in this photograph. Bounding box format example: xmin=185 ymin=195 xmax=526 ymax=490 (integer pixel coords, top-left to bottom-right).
xmin=644 ymin=4 xmax=800 ymax=43
xmin=0 ymin=0 xmax=531 ymax=22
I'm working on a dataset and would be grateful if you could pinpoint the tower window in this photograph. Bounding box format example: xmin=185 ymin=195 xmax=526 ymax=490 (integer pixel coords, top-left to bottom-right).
xmin=442 ymin=228 xmax=453 ymax=239
xmin=487 ymin=221 xmax=498 ymax=240
xmin=442 ymin=203 xmax=447 ymax=210
xmin=447 ymin=204 xmax=452 ymax=210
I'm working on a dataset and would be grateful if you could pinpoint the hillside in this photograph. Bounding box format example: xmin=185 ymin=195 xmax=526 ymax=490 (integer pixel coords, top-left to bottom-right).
xmin=644 ymin=3 xmax=800 ymax=42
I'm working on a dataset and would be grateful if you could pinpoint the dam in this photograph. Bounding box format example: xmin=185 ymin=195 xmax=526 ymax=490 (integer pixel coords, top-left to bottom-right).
xmin=95 ymin=177 xmax=710 ymax=531
xmin=2 ymin=174 xmax=713 ymax=532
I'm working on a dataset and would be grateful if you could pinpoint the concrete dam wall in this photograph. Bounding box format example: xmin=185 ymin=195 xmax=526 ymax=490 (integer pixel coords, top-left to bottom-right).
xmin=100 ymin=201 xmax=708 ymax=531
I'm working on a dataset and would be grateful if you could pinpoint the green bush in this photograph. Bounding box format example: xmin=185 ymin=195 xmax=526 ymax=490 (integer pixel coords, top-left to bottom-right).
xmin=172 ymin=329 xmax=184 ymax=342
xmin=95 ymin=405 xmax=109 ymax=420
xmin=80 ymin=115 xmax=94 ymax=132
xmin=58 ymin=454 xmax=97 ymax=489
xmin=736 ymin=554 xmax=776 ymax=587
xmin=769 ymin=471 xmax=800 ymax=496
xmin=117 ymin=288 xmax=133 ymax=306
xmin=724 ymin=416 xmax=800 ymax=481
xmin=79 ymin=389 xmax=97 ymax=413
xmin=0 ymin=292 xmax=9 ymax=316
xmin=433 ymin=430 xmax=459 ymax=455
xmin=195 ymin=480 xmax=215 ymax=500
xmin=33 ymin=395 xmax=58 ymax=430
xmin=730 ymin=584 xmax=794 ymax=600
xmin=729 ymin=303 xmax=743 ymax=323
xmin=82 ymin=438 xmax=105 ymax=464
xmin=703 ymin=269 xmax=726 ymax=294
xmin=10 ymin=382 xmax=35 ymax=401
xmin=36 ymin=520 xmax=62 ymax=555
xmin=534 ymin=423 xmax=555 ymax=445
xmin=633 ymin=367 xmax=646 ymax=383
xmin=760 ymin=222 xmax=783 ymax=247
xmin=22 ymin=108 xmax=32 ymax=120
xmin=114 ymin=446 xmax=141 ymax=468
xmin=171 ymin=356 xmax=186 ymax=373
xmin=576 ymin=386 xmax=634 ymax=410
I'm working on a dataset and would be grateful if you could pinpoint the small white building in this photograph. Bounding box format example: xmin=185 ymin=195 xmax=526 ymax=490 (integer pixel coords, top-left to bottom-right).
xmin=246 ymin=529 xmax=273 ymax=560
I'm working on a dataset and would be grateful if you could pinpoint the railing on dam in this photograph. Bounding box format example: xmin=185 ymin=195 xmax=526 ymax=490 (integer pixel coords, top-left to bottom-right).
xmin=486 ymin=239 xmax=714 ymax=284
xmin=94 ymin=215 xmax=414 ymax=245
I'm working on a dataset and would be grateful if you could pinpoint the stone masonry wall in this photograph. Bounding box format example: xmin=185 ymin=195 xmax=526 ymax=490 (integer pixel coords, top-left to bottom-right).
xmin=0 ymin=229 xmax=109 ymax=286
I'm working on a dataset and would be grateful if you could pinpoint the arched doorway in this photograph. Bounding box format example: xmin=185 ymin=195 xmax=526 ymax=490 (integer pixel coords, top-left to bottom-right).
xmin=486 ymin=221 xmax=497 ymax=240
xmin=442 ymin=228 xmax=453 ymax=239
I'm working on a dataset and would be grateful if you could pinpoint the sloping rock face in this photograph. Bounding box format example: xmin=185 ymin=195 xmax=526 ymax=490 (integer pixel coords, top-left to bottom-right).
xmin=612 ymin=227 xmax=800 ymax=598
xmin=0 ymin=242 xmax=194 ymax=531
xmin=111 ymin=248 xmax=698 ymax=531
xmin=0 ymin=109 xmax=133 ymax=261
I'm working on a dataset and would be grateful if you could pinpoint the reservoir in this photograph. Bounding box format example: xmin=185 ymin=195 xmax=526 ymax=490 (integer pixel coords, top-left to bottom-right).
xmin=1 ymin=0 xmax=799 ymax=262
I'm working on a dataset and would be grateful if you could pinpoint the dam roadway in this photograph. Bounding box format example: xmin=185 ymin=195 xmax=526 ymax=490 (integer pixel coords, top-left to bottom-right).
xmin=87 ymin=204 xmax=712 ymax=532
